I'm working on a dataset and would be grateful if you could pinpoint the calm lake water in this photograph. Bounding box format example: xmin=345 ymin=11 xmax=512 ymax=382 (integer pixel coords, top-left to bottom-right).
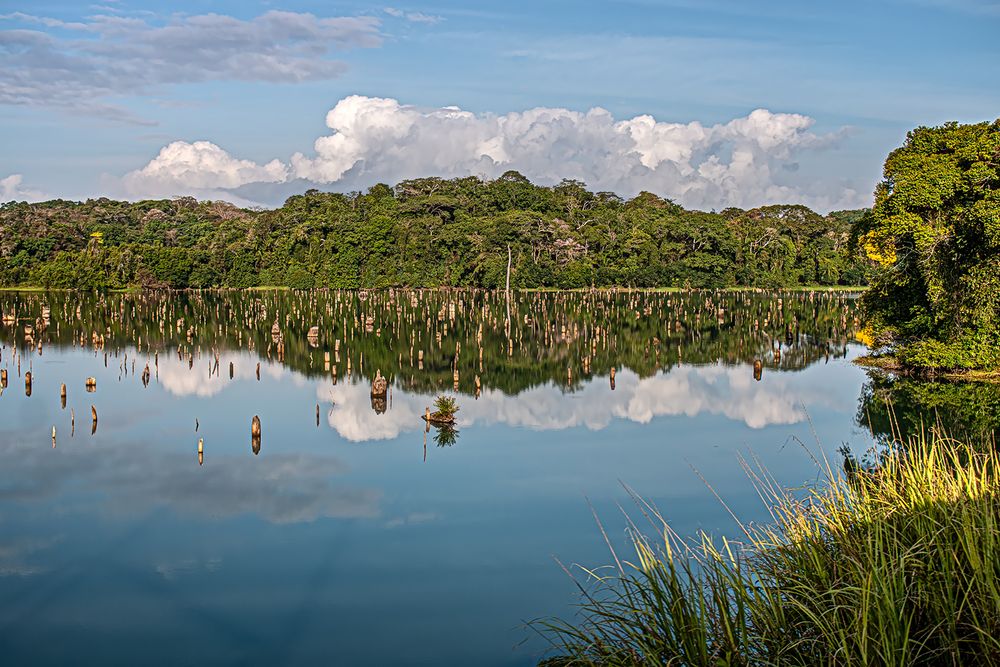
xmin=0 ymin=290 xmax=995 ymax=665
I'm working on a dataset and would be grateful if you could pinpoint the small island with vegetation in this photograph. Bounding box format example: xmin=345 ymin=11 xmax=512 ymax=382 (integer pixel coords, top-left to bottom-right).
xmin=423 ymin=395 xmax=459 ymax=426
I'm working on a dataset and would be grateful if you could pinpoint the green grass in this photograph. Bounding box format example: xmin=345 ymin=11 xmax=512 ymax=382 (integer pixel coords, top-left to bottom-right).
xmin=536 ymin=428 xmax=1000 ymax=665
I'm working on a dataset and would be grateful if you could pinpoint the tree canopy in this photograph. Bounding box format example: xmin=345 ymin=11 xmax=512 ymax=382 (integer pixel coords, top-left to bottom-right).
xmin=857 ymin=120 xmax=1000 ymax=370
xmin=0 ymin=175 xmax=872 ymax=290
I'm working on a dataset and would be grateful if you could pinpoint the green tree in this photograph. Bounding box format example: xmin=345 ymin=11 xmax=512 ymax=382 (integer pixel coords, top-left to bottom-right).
xmin=857 ymin=120 xmax=1000 ymax=370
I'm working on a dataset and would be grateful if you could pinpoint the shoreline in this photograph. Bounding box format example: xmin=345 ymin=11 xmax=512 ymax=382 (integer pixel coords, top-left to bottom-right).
xmin=0 ymin=284 xmax=868 ymax=294
xmin=854 ymin=354 xmax=1000 ymax=383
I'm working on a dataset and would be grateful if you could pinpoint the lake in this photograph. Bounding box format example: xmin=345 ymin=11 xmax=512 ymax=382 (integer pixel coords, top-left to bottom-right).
xmin=0 ymin=289 xmax=995 ymax=665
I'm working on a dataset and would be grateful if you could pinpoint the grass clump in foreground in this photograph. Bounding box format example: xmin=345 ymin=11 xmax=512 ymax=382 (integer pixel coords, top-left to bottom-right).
xmin=536 ymin=431 xmax=1000 ymax=666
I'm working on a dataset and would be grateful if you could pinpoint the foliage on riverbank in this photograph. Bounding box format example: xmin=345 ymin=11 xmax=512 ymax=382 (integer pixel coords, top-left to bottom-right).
xmin=0 ymin=176 xmax=872 ymax=290
xmin=856 ymin=119 xmax=1000 ymax=372
xmin=537 ymin=429 xmax=1000 ymax=665
xmin=856 ymin=353 xmax=1000 ymax=382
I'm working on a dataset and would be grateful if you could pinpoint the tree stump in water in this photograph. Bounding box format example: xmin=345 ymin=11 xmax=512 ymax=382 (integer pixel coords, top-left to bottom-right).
xmin=251 ymin=415 xmax=261 ymax=455
xmin=371 ymin=370 xmax=388 ymax=398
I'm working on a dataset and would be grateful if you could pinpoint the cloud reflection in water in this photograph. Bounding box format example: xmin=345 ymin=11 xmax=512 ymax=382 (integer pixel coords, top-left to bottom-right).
xmin=322 ymin=363 xmax=845 ymax=442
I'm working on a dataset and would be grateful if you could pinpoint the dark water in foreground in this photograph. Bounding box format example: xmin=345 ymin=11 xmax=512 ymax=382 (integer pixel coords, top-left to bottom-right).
xmin=0 ymin=290 xmax=994 ymax=665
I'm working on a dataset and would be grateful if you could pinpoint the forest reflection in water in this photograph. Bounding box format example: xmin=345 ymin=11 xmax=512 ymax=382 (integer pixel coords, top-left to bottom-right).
xmin=1 ymin=287 xmax=860 ymax=393
xmin=858 ymin=372 xmax=1000 ymax=449
xmin=2 ymin=286 xmax=995 ymax=468
xmin=2 ymin=287 xmax=992 ymax=447
xmin=0 ymin=288 xmax=994 ymax=665
xmin=0 ymin=288 xmax=870 ymax=444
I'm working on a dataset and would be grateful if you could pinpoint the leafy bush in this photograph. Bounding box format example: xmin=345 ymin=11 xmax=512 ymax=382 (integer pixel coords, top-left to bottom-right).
xmin=433 ymin=395 xmax=458 ymax=418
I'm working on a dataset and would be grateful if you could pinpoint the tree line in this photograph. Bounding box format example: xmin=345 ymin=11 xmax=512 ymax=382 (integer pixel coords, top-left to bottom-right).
xmin=0 ymin=173 xmax=874 ymax=290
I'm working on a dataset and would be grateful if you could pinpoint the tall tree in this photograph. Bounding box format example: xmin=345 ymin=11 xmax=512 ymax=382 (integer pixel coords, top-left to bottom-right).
xmin=857 ymin=119 xmax=1000 ymax=369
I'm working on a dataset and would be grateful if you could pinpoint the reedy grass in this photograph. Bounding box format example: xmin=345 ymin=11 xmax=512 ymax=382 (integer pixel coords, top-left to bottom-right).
xmin=536 ymin=429 xmax=1000 ymax=666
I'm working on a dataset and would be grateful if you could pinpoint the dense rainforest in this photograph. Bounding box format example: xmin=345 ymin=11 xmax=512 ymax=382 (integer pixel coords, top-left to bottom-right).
xmin=0 ymin=173 xmax=873 ymax=290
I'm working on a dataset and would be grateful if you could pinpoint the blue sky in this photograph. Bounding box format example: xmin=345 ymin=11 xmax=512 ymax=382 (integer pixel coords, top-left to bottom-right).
xmin=1 ymin=0 xmax=998 ymax=211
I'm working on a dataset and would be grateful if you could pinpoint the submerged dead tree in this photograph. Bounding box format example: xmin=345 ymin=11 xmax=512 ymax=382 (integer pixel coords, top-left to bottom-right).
xmin=251 ymin=415 xmax=261 ymax=455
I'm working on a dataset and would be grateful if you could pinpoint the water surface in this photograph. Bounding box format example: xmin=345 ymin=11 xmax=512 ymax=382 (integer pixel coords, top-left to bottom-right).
xmin=1 ymin=289 xmax=982 ymax=665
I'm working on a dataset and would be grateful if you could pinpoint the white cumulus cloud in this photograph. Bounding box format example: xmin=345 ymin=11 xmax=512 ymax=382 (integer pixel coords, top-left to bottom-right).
xmin=123 ymin=96 xmax=864 ymax=210
xmin=289 ymin=96 xmax=859 ymax=210
xmin=122 ymin=141 xmax=288 ymax=199
xmin=0 ymin=174 xmax=46 ymax=202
